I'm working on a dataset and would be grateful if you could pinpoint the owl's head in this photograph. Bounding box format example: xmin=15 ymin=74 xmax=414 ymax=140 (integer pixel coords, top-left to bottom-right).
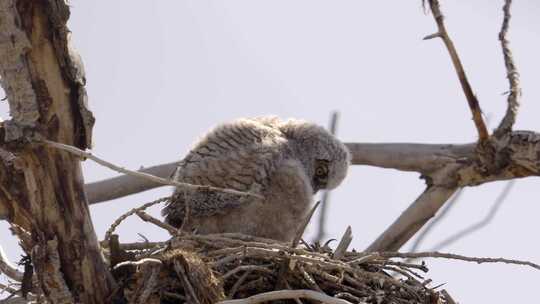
xmin=279 ymin=118 xmax=351 ymax=193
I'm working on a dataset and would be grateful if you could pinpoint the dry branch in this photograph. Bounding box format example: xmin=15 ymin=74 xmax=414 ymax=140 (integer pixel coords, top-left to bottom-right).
xmin=494 ymin=0 xmax=521 ymax=137
xmin=216 ymin=289 xmax=354 ymax=304
xmin=375 ymin=251 xmax=540 ymax=271
xmin=85 ymin=161 xmax=178 ymax=204
xmin=0 ymin=244 xmax=23 ymax=282
xmin=43 ymin=139 xmax=261 ymax=199
xmin=82 ymin=142 xmax=472 ymax=204
xmin=366 ymin=186 xmax=457 ymax=252
xmin=409 ymin=189 xmax=464 ymax=252
xmin=425 ymin=0 xmax=489 ymax=142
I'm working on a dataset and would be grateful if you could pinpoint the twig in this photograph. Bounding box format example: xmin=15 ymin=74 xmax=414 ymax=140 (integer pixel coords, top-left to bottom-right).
xmin=173 ymin=260 xmax=201 ymax=304
xmin=333 ymin=226 xmax=352 ymax=259
xmin=431 ymin=181 xmax=514 ymax=251
xmin=315 ymin=111 xmax=339 ymax=242
xmin=216 ymin=289 xmax=354 ymax=304
xmin=366 ymin=186 xmax=457 ymax=252
xmin=0 ymin=244 xmax=23 ymax=282
xmin=494 ymin=0 xmax=521 ymax=137
xmin=41 ymin=139 xmax=262 ymax=199
xmin=378 ymin=251 xmax=540 ymax=271
xmin=292 ymin=201 xmax=321 ymax=248
xmin=135 ymin=211 xmax=178 ymax=236
xmin=86 ymin=161 xmax=178 ymax=205
xmin=0 ymin=282 xmax=20 ymax=298
xmin=228 ymin=270 xmax=251 ymax=299
xmin=223 ymin=265 xmax=273 ymax=280
xmin=409 ymin=189 xmax=464 ymax=252
xmin=135 ymin=261 xmax=161 ymax=304
xmin=425 ymin=0 xmax=489 ymax=142
xmin=113 ymin=258 xmax=162 ymax=269
xmin=104 ymin=196 xmax=170 ymax=241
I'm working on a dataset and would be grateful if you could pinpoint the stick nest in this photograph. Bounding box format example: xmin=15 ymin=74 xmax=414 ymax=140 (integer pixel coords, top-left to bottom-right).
xmin=106 ymin=233 xmax=449 ymax=304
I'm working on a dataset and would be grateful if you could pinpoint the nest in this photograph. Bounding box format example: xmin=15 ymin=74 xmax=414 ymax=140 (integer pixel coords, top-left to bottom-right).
xmin=105 ymin=233 xmax=449 ymax=304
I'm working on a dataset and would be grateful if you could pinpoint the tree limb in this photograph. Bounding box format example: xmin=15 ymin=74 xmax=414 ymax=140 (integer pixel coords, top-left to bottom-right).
xmin=0 ymin=244 xmax=23 ymax=282
xmin=425 ymin=0 xmax=489 ymax=142
xmin=84 ymin=142 xmax=474 ymax=205
xmin=85 ymin=161 xmax=177 ymax=204
xmin=494 ymin=0 xmax=521 ymax=137
xmin=366 ymin=186 xmax=457 ymax=252
xmin=43 ymin=139 xmax=261 ymax=199
xmin=409 ymin=189 xmax=464 ymax=252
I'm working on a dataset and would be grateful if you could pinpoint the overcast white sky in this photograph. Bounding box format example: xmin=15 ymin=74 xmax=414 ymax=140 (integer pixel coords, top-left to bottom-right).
xmin=1 ymin=1 xmax=539 ymax=302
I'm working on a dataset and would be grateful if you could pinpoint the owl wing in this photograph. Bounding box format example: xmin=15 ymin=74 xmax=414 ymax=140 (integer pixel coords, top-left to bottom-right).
xmin=162 ymin=119 xmax=286 ymax=226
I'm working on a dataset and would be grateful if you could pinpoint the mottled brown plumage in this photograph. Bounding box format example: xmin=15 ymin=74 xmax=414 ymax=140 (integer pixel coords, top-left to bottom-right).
xmin=162 ymin=117 xmax=350 ymax=242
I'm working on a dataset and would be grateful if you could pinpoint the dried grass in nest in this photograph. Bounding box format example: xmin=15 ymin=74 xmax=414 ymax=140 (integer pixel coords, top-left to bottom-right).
xmin=105 ymin=233 xmax=447 ymax=304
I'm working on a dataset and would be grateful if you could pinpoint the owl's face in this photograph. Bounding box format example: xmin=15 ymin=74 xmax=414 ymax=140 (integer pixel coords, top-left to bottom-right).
xmin=280 ymin=119 xmax=350 ymax=193
xmin=310 ymin=140 xmax=350 ymax=192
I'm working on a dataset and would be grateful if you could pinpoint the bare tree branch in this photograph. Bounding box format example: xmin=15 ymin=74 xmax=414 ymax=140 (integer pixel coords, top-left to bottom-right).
xmin=409 ymin=189 xmax=464 ymax=252
xmin=0 ymin=244 xmax=23 ymax=282
xmin=86 ymin=161 xmax=178 ymax=204
xmin=81 ymin=130 xmax=540 ymax=207
xmin=376 ymin=251 xmax=540 ymax=271
xmin=431 ymin=181 xmax=514 ymax=251
xmin=315 ymin=111 xmax=339 ymax=242
xmin=333 ymin=226 xmax=353 ymax=259
xmin=135 ymin=211 xmax=178 ymax=236
xmin=425 ymin=0 xmax=489 ymax=142
xmin=216 ymin=289 xmax=353 ymax=304
xmin=366 ymin=186 xmax=457 ymax=252
xmin=494 ymin=0 xmax=521 ymax=137
xmin=43 ymin=139 xmax=261 ymax=200
xmin=345 ymin=142 xmax=473 ymax=174
xmin=83 ymin=142 xmax=473 ymax=205
xmin=292 ymin=201 xmax=321 ymax=248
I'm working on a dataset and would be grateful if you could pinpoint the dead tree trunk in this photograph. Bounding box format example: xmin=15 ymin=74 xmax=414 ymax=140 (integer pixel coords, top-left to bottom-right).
xmin=0 ymin=1 xmax=114 ymax=302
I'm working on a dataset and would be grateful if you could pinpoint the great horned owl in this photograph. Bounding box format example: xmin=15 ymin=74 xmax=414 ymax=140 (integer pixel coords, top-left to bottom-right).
xmin=162 ymin=117 xmax=350 ymax=242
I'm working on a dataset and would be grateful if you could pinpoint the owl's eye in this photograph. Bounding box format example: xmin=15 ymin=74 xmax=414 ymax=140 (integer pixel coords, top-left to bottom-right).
xmin=314 ymin=159 xmax=329 ymax=178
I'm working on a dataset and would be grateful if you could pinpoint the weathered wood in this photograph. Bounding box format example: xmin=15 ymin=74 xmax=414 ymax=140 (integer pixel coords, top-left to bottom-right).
xmin=0 ymin=1 xmax=114 ymax=303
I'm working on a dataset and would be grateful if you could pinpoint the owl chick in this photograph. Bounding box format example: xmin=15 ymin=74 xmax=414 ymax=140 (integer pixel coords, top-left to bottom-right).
xmin=162 ymin=117 xmax=350 ymax=242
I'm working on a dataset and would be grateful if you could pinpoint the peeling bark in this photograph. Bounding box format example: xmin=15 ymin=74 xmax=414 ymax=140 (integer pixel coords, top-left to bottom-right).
xmin=0 ymin=1 xmax=113 ymax=303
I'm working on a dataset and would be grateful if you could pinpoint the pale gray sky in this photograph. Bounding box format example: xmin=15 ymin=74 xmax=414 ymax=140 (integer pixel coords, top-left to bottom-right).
xmin=1 ymin=1 xmax=539 ymax=302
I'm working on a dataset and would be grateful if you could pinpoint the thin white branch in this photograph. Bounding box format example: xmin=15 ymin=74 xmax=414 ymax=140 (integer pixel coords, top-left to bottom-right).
xmin=41 ymin=139 xmax=262 ymax=200
xmin=366 ymin=186 xmax=457 ymax=252
xmin=378 ymin=251 xmax=540 ymax=271
xmin=0 ymin=244 xmax=23 ymax=282
xmin=85 ymin=161 xmax=177 ymax=205
xmin=216 ymin=289 xmax=354 ymax=304
xmin=333 ymin=226 xmax=352 ymax=259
